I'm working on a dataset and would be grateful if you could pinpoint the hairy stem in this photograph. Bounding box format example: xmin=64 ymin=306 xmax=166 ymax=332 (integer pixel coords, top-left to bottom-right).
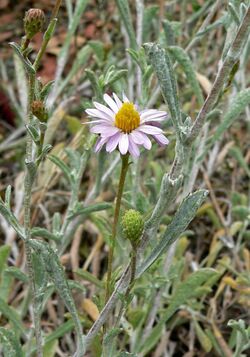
xmin=105 ymin=154 xmax=129 ymax=303
xmin=22 ymin=2 xmax=62 ymax=354
xmin=34 ymin=0 xmax=62 ymax=71
xmin=24 ymin=72 xmax=43 ymax=357
xmin=115 ymin=249 xmax=137 ymax=326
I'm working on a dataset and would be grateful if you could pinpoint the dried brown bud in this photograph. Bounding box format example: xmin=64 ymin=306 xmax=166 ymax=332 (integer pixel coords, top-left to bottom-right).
xmin=24 ymin=9 xmax=45 ymax=39
xmin=31 ymin=100 xmax=48 ymax=122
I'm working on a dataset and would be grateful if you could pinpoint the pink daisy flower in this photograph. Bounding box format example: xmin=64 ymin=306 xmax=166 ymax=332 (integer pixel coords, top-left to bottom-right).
xmin=85 ymin=93 xmax=169 ymax=157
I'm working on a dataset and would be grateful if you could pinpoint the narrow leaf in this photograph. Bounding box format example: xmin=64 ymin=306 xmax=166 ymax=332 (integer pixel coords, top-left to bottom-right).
xmin=144 ymin=43 xmax=182 ymax=140
xmin=75 ymin=269 xmax=104 ymax=289
xmin=4 ymin=267 xmax=28 ymax=283
xmin=28 ymin=240 xmax=86 ymax=356
xmin=0 ymin=297 xmax=26 ymax=335
xmin=40 ymin=80 xmax=55 ymax=100
xmin=9 ymin=42 xmax=35 ymax=74
xmin=139 ymin=190 xmax=208 ymax=275
xmin=212 ymin=89 xmax=250 ymax=143
xmin=4 ymin=185 xmax=12 ymax=209
xmin=115 ymin=0 xmax=137 ymax=49
xmin=162 ymin=20 xmax=175 ymax=46
xmin=194 ymin=320 xmax=213 ymax=352
xmin=48 ymin=154 xmax=73 ymax=184
xmin=31 ymin=227 xmax=61 ymax=242
xmin=0 ymin=245 xmax=11 ymax=275
xmin=69 ymin=202 xmax=112 ymax=219
xmin=229 ymin=146 xmax=250 ymax=178
xmin=0 ymin=327 xmax=24 ymax=357
xmin=168 ymin=46 xmax=204 ymax=105
xmin=25 ymin=124 xmax=40 ymax=144
xmin=0 ymin=201 xmax=25 ymax=241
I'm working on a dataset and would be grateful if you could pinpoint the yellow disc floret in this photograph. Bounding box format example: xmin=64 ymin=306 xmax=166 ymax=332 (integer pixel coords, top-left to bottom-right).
xmin=115 ymin=102 xmax=140 ymax=133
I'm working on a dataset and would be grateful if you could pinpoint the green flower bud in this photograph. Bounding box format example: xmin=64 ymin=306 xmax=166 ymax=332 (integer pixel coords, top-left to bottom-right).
xmin=122 ymin=209 xmax=144 ymax=245
xmin=24 ymin=8 xmax=45 ymax=39
xmin=31 ymin=100 xmax=48 ymax=122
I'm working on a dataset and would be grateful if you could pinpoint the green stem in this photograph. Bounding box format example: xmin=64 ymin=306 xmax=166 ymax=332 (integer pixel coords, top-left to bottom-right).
xmin=23 ymin=3 xmax=62 ymax=354
xmin=24 ymin=73 xmax=43 ymax=357
xmin=105 ymin=154 xmax=129 ymax=303
xmin=33 ymin=0 xmax=62 ymax=71
xmin=115 ymin=249 xmax=137 ymax=326
xmin=21 ymin=36 xmax=30 ymax=53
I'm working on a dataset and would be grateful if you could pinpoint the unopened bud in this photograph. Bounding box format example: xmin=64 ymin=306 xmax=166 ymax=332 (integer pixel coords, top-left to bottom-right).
xmin=122 ymin=209 xmax=144 ymax=246
xmin=31 ymin=100 xmax=48 ymax=122
xmin=24 ymin=9 xmax=45 ymax=39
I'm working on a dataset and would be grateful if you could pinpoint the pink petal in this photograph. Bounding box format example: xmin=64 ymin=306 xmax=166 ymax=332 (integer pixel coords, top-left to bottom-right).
xmin=140 ymin=111 xmax=167 ymax=123
xmin=130 ymin=130 xmax=145 ymax=144
xmin=128 ymin=136 xmax=140 ymax=157
xmin=91 ymin=125 xmax=119 ymax=137
xmin=141 ymin=134 xmax=152 ymax=150
xmin=140 ymin=109 xmax=167 ymax=119
xmin=112 ymin=93 xmax=122 ymax=108
xmin=122 ymin=92 xmax=129 ymax=102
xmin=118 ymin=133 xmax=129 ymax=155
xmin=138 ymin=125 xmax=163 ymax=135
xmin=103 ymin=94 xmax=119 ymax=113
xmin=106 ymin=132 xmax=122 ymax=152
xmin=83 ymin=119 xmax=108 ymax=125
xmin=131 ymin=130 xmax=152 ymax=149
xmin=93 ymin=102 xmax=115 ymax=119
xmin=95 ymin=137 xmax=108 ymax=152
xmin=153 ymin=134 xmax=169 ymax=146
xmin=86 ymin=108 xmax=113 ymax=121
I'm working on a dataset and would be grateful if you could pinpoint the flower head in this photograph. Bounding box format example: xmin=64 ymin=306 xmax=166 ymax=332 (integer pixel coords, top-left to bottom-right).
xmin=24 ymin=9 xmax=45 ymax=39
xmin=122 ymin=209 xmax=144 ymax=245
xmin=85 ymin=93 xmax=169 ymax=157
xmin=31 ymin=100 xmax=48 ymax=122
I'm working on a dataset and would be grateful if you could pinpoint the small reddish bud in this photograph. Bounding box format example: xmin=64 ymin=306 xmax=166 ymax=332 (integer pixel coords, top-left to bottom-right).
xmin=31 ymin=100 xmax=48 ymax=122
xmin=24 ymin=8 xmax=45 ymax=39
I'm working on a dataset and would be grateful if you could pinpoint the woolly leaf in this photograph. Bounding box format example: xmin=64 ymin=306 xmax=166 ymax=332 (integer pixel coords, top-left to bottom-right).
xmin=0 ymin=328 xmax=24 ymax=357
xmin=0 ymin=201 xmax=25 ymax=241
xmin=115 ymin=0 xmax=137 ymax=49
xmin=0 ymin=245 xmax=11 ymax=275
xmin=139 ymin=190 xmax=208 ymax=275
xmin=207 ymin=88 xmax=250 ymax=146
xmin=4 ymin=267 xmax=28 ymax=283
xmin=0 ymin=297 xmax=26 ymax=335
xmin=144 ymin=43 xmax=182 ymax=139
xmin=28 ymin=240 xmax=86 ymax=356
xmin=69 ymin=202 xmax=112 ymax=219
xmin=48 ymin=154 xmax=74 ymax=185
xmin=31 ymin=227 xmax=61 ymax=242
xmin=168 ymin=46 xmax=204 ymax=105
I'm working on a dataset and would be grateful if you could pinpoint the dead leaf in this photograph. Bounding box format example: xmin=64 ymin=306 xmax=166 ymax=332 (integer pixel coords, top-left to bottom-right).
xmin=196 ymin=72 xmax=213 ymax=95
xmin=82 ymin=298 xmax=100 ymax=321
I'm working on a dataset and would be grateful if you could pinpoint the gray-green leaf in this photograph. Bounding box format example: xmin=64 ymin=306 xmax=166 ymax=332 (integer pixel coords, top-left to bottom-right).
xmin=168 ymin=46 xmax=203 ymax=105
xmin=139 ymin=190 xmax=208 ymax=275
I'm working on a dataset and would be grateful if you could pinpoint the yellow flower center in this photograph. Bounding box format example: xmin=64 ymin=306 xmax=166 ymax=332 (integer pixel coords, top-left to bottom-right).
xmin=115 ymin=102 xmax=140 ymax=133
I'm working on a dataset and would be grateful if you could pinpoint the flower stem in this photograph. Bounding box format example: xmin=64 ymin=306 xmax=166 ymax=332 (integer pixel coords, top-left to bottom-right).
xmin=22 ymin=3 xmax=62 ymax=354
xmin=24 ymin=73 xmax=43 ymax=357
xmin=115 ymin=248 xmax=137 ymax=326
xmin=105 ymin=153 xmax=129 ymax=303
